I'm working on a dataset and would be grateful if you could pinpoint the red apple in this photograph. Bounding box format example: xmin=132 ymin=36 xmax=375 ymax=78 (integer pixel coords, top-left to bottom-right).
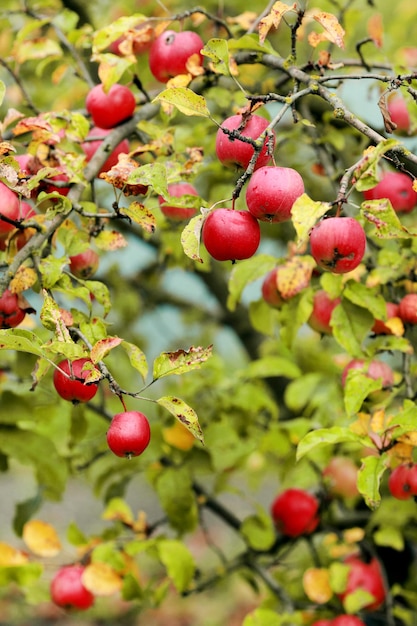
xmin=50 ymin=565 xmax=94 ymax=610
xmin=372 ymin=301 xmax=400 ymax=335
xmin=309 ymin=217 xmax=366 ymax=274
xmin=323 ymin=456 xmax=359 ymax=498
xmin=202 ymin=208 xmax=261 ymax=262
xmin=311 ymin=621 xmax=333 ymax=626
xmin=270 ymin=488 xmax=320 ymax=537
xmin=261 ymin=268 xmax=285 ymax=308
xmin=53 ymin=358 xmax=99 ymax=403
xmin=398 ymin=293 xmax=417 ymax=324
xmin=81 ymin=126 xmax=130 ymax=173
xmin=341 ymin=358 xmax=394 ymax=389
xmin=388 ymin=464 xmax=415 ymax=500
xmin=308 ymin=290 xmax=341 ymax=334
xmin=363 ymin=171 xmax=417 ymax=213
xmin=246 ymin=165 xmax=304 ymax=222
xmin=338 ymin=554 xmax=386 ymax=611
xmin=387 ymin=96 xmax=411 ymax=133
xmin=0 ymin=182 xmax=21 ymax=236
xmin=107 ymin=410 xmax=151 ymax=458
xmin=0 ymin=289 xmax=26 ymax=329
xmin=215 ymin=114 xmax=275 ymax=171
xmin=158 ymin=182 xmax=199 ymax=221
xmin=149 ymin=29 xmax=204 ymax=83
xmin=85 ymin=83 xmax=136 ymax=129
xmin=332 ymin=617 xmax=366 ymax=626
xmin=69 ymin=249 xmax=100 ymax=279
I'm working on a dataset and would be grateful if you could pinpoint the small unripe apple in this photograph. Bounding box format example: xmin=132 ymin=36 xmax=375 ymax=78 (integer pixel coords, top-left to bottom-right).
xmin=309 ymin=217 xmax=366 ymax=274
xmin=271 ymin=488 xmax=320 ymax=537
xmin=341 ymin=358 xmax=394 ymax=389
xmin=387 ymin=96 xmax=411 ymax=134
xmin=107 ymin=410 xmax=151 ymax=458
xmin=53 ymin=358 xmax=99 ymax=403
xmin=308 ymin=290 xmax=341 ymax=334
xmin=81 ymin=126 xmax=130 ymax=173
xmin=363 ymin=171 xmax=417 ymax=213
xmin=149 ymin=30 xmax=204 ymax=83
xmin=215 ymin=114 xmax=275 ymax=171
xmin=398 ymin=293 xmax=417 ymax=324
xmin=50 ymin=565 xmax=94 ymax=610
xmin=246 ymin=165 xmax=304 ymax=222
xmin=69 ymin=249 xmax=100 ymax=279
xmin=338 ymin=554 xmax=386 ymax=611
xmin=158 ymin=182 xmax=199 ymax=220
xmin=85 ymin=83 xmax=136 ymax=129
xmin=202 ymin=208 xmax=261 ymax=262
xmin=323 ymin=456 xmax=359 ymax=498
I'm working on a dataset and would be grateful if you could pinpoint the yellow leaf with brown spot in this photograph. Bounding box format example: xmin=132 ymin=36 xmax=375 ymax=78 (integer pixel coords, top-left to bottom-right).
xmin=95 ymin=230 xmax=128 ymax=251
xmin=258 ymin=2 xmax=297 ymax=45
xmin=398 ymin=431 xmax=417 ymax=446
xmin=0 ymin=542 xmax=29 ymax=566
xmin=22 ymin=520 xmax=61 ymax=557
xmin=313 ymin=11 xmax=345 ymax=48
xmin=303 ymin=568 xmax=333 ymax=604
xmin=9 ymin=267 xmax=37 ymax=293
xmin=276 ymin=255 xmax=315 ymax=299
xmin=82 ymin=562 xmax=123 ymax=596
xmin=388 ymin=442 xmax=414 ymax=464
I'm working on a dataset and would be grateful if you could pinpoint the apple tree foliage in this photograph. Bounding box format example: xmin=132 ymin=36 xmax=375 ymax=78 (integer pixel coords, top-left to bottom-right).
xmin=1 ymin=0 xmax=417 ymax=624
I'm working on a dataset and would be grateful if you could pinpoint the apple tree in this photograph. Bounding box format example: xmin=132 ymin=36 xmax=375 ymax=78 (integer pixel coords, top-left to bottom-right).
xmin=1 ymin=0 xmax=417 ymax=624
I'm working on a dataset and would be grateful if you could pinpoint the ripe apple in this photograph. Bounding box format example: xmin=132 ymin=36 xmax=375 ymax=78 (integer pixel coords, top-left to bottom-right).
xmin=332 ymin=617 xmax=366 ymax=626
xmin=39 ymin=170 xmax=71 ymax=197
xmin=106 ymin=410 xmax=151 ymax=458
xmin=341 ymin=358 xmax=394 ymax=389
xmin=0 ymin=201 xmax=37 ymax=251
xmin=0 ymin=289 xmax=26 ymax=329
xmin=338 ymin=554 xmax=386 ymax=610
xmin=201 ymin=208 xmax=261 ymax=262
xmin=388 ymin=463 xmax=417 ymax=500
xmin=307 ymin=290 xmax=341 ymax=334
xmin=270 ymin=488 xmax=320 ymax=537
xmin=50 ymin=565 xmax=94 ymax=610
xmin=261 ymin=268 xmax=285 ymax=308
xmin=245 ymin=165 xmax=305 ymax=222
xmin=309 ymin=217 xmax=366 ymax=274
xmin=81 ymin=126 xmax=130 ymax=173
xmin=69 ymin=249 xmax=100 ymax=279
xmin=0 ymin=181 xmax=21 ymax=236
xmin=85 ymin=83 xmax=136 ymax=129
xmin=311 ymin=621 xmax=333 ymax=626
xmin=387 ymin=96 xmax=411 ymax=133
xmin=215 ymin=114 xmax=275 ymax=171
xmin=363 ymin=171 xmax=417 ymax=213
xmin=149 ymin=29 xmax=204 ymax=83
xmin=371 ymin=301 xmax=400 ymax=335
xmin=53 ymin=358 xmax=99 ymax=403
xmin=398 ymin=293 xmax=417 ymax=324
xmin=158 ymin=182 xmax=199 ymax=221
xmin=322 ymin=456 xmax=359 ymax=499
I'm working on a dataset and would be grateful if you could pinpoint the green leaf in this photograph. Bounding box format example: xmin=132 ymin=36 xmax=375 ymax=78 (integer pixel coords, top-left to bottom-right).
xmin=0 ymin=563 xmax=43 ymax=587
xmin=357 ymin=454 xmax=388 ymax=510
xmin=13 ymin=491 xmax=43 ymax=537
xmin=180 ymin=214 xmax=204 ymax=263
xmin=343 ymin=588 xmax=377 ymax=613
xmin=0 ymin=329 xmax=44 ymax=357
xmin=354 ymin=140 xmax=401 ymax=191
xmin=240 ymin=509 xmax=276 ymax=551
xmin=157 ymin=539 xmax=195 ymax=593
xmin=127 ymin=162 xmax=168 ymax=197
xmin=343 ymin=281 xmax=387 ymax=319
xmin=84 ymin=280 xmax=112 ymax=316
xmin=239 ymin=356 xmax=301 ymax=380
xmin=157 ymin=396 xmax=204 ymax=444
xmin=156 ymin=467 xmax=198 ymax=533
xmin=92 ymin=13 xmax=148 ymax=53
xmin=227 ymin=254 xmax=278 ymax=312
xmin=201 ymin=38 xmax=231 ymax=76
xmin=243 ymin=608 xmax=292 ymax=626
xmin=153 ymin=87 xmax=211 ymax=118
xmin=0 ymin=80 xmax=5 ymax=107
xmin=95 ymin=53 xmax=137 ymax=90
xmin=228 ymin=33 xmax=277 ymax=54
xmin=152 ymin=345 xmax=212 ymax=380
xmin=204 ymin=421 xmax=256 ymax=472
xmin=331 ymin=301 xmax=373 ymax=357
xmin=40 ymin=291 xmax=73 ymax=342
xmin=38 ymin=255 xmax=67 ymax=289
xmin=296 ymin=426 xmax=366 ymax=461
xmin=328 ymin=561 xmax=350 ymax=594
xmin=284 ymin=372 xmax=322 ymax=412
xmin=374 ymin=525 xmax=404 ymax=551
xmin=291 ymin=194 xmax=330 ymax=247
xmin=344 ymin=370 xmax=383 ymax=415
xmin=121 ymin=341 xmax=148 ymax=382
xmin=361 ymin=198 xmax=416 ymax=239
xmin=66 ymin=521 xmax=88 ymax=547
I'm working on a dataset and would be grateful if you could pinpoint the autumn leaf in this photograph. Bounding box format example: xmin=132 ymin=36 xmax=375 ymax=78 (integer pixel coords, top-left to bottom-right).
xmin=367 ymin=13 xmax=383 ymax=48
xmin=90 ymin=336 xmax=122 ymax=363
xmin=276 ymin=255 xmax=316 ymax=299
xmin=258 ymin=2 xmax=297 ymax=45
xmin=312 ymin=11 xmax=345 ymax=48
xmin=22 ymin=519 xmax=61 ymax=557
xmin=303 ymin=567 xmax=333 ymax=603
xmin=9 ymin=267 xmax=37 ymax=294
xmin=153 ymin=345 xmax=212 ymax=379
xmin=82 ymin=562 xmax=123 ymax=596
xmin=99 ymin=154 xmax=149 ymax=196
xmin=0 ymin=542 xmax=29 ymax=566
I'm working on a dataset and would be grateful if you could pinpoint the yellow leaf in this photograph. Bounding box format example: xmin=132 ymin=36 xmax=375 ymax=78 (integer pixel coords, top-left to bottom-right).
xmin=0 ymin=542 xmax=28 ymax=566
xmin=313 ymin=11 xmax=345 ymax=48
xmin=384 ymin=316 xmax=404 ymax=337
xmin=82 ymin=562 xmax=123 ymax=596
xmin=162 ymin=420 xmax=196 ymax=451
xmin=22 ymin=520 xmax=61 ymax=557
xmin=258 ymin=1 xmax=297 ymax=45
xmin=367 ymin=13 xmax=383 ymax=48
xmin=303 ymin=567 xmax=333 ymax=604
xmin=398 ymin=431 xmax=417 ymax=446
xmin=227 ymin=12 xmax=258 ymax=30
xmin=343 ymin=527 xmax=365 ymax=544
xmin=276 ymin=255 xmax=315 ymax=299
xmin=9 ymin=266 xmax=37 ymax=293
